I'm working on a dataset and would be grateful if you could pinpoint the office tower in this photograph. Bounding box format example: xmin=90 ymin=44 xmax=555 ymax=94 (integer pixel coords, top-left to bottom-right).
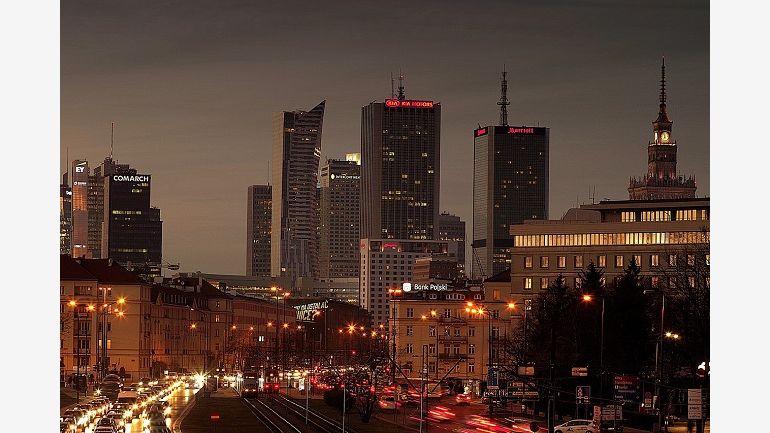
xmin=88 ymin=158 xmax=134 ymax=259
xmin=247 ymin=185 xmax=272 ymax=277
xmin=629 ymin=58 xmax=697 ymax=200
xmin=271 ymin=101 xmax=326 ymax=281
xmin=438 ymin=212 xmax=466 ymax=275
xmin=60 ymin=182 xmax=72 ymax=255
xmin=319 ymin=154 xmax=361 ymax=278
xmin=361 ymin=78 xmax=441 ymax=241
xmin=472 ymin=70 xmax=549 ymax=279
xmin=70 ymin=160 xmax=90 ymax=257
xmin=102 ymin=170 xmax=163 ymax=278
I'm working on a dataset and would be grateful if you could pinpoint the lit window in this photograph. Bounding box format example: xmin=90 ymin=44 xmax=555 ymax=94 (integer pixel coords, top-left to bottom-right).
xmin=574 ymin=256 xmax=583 ymax=269
xmin=652 ymin=277 xmax=660 ymax=287
xmin=651 ymin=255 xmax=660 ymax=267
xmin=706 ymin=254 xmax=710 ymax=266
xmin=469 ymin=344 xmax=476 ymax=355
xmin=540 ymin=256 xmax=549 ymax=268
xmin=633 ymin=255 xmax=642 ymax=267
xmin=406 ymin=325 xmax=413 ymax=336
xmin=574 ymin=278 xmax=582 ymax=288
xmin=621 ymin=211 xmax=636 ymax=222
xmin=615 ymin=255 xmax=624 ymax=268
xmin=524 ymin=278 xmax=532 ymax=290
xmin=598 ymin=255 xmax=606 ymax=267
xmin=687 ymin=254 xmax=695 ymax=266
xmin=540 ymin=277 xmax=549 ymax=289
xmin=557 ymin=256 xmax=566 ymax=268
xmin=406 ymin=344 xmax=413 ymax=354
xmin=688 ymin=277 xmax=696 ymax=288
xmin=669 ymin=254 xmax=677 ymax=266
xmin=524 ymin=257 xmax=533 ymax=269
xmin=428 ymin=326 xmax=436 ymax=337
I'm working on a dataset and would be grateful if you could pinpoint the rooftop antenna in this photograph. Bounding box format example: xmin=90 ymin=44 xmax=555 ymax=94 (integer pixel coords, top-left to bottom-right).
xmin=497 ymin=65 xmax=510 ymax=126
xmin=391 ymin=72 xmax=395 ymax=99
xmin=267 ymin=160 xmax=271 ymax=186
xmin=110 ymin=121 xmax=115 ymax=159
xmin=397 ymin=71 xmax=405 ymax=101
xmin=660 ymin=56 xmax=667 ymax=107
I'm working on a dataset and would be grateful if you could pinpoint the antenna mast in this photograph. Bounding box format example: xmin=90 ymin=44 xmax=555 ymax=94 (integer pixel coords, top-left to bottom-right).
xmin=397 ymin=72 xmax=405 ymax=100
xmin=497 ymin=66 xmax=510 ymax=126
xmin=391 ymin=73 xmax=395 ymax=99
xmin=110 ymin=122 xmax=115 ymax=159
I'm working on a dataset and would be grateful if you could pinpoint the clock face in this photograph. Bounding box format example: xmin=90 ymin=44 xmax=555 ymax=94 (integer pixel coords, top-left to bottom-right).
xmin=661 ymin=132 xmax=670 ymax=143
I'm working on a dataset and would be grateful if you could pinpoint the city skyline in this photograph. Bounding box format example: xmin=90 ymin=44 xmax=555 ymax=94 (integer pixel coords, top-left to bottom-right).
xmin=61 ymin=0 xmax=709 ymax=274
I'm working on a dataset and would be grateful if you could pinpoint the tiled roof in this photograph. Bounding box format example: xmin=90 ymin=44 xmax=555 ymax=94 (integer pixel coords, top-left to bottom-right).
xmin=60 ymin=255 xmax=97 ymax=281
xmin=75 ymin=258 xmax=147 ymax=285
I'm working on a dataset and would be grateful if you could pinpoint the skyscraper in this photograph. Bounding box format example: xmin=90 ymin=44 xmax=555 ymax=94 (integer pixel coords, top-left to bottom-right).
xmin=271 ymin=101 xmax=326 ymax=282
xmin=438 ymin=212 xmax=466 ymax=275
xmin=472 ymin=71 xmax=549 ymax=279
xmin=361 ymin=78 xmax=441 ymax=241
xmin=70 ymin=159 xmax=90 ymax=258
xmin=89 ymin=157 xmax=134 ymax=259
xmin=247 ymin=185 xmax=272 ymax=277
xmin=629 ymin=58 xmax=697 ymax=200
xmin=319 ymin=154 xmax=361 ymax=278
xmin=102 ymin=171 xmax=163 ymax=278
xmin=60 ymin=182 xmax=72 ymax=255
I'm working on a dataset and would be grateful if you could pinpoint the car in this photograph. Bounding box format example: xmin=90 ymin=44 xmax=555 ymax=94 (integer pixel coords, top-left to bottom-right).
xmin=63 ymin=409 xmax=88 ymax=426
xmin=60 ymin=417 xmax=77 ymax=432
xmin=105 ymin=411 xmax=126 ymax=432
xmin=378 ymin=396 xmax=400 ymax=410
xmin=96 ymin=417 xmax=118 ymax=430
xmin=264 ymin=382 xmax=280 ymax=394
xmin=93 ymin=427 xmax=117 ymax=433
xmin=554 ymin=419 xmax=597 ymax=433
xmin=455 ymin=393 xmax=472 ymax=405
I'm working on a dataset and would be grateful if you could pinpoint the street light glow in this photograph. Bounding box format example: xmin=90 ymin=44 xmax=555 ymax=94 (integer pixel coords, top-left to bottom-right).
xmin=582 ymin=294 xmax=593 ymax=302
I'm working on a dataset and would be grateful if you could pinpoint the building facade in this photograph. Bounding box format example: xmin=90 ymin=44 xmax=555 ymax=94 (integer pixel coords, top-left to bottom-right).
xmin=629 ymin=59 xmax=697 ymax=200
xmin=508 ymin=198 xmax=710 ymax=310
xmin=438 ymin=212 xmax=466 ymax=275
xmin=359 ymin=238 xmax=453 ymax=326
xmin=319 ymin=155 xmax=361 ymax=278
xmin=70 ymin=160 xmax=90 ymax=258
xmin=271 ymin=101 xmax=326 ymax=281
xmin=247 ymin=185 xmax=272 ymax=277
xmin=361 ymin=93 xmax=441 ymax=241
xmin=61 ymin=183 xmax=72 ymax=255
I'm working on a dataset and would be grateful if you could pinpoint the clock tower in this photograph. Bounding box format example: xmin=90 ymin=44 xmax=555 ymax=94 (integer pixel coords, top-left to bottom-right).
xmin=629 ymin=58 xmax=696 ymax=200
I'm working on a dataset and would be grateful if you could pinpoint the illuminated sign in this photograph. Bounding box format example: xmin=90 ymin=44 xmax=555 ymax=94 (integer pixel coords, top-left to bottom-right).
xmin=295 ymin=300 xmax=328 ymax=321
xmin=385 ymin=99 xmax=434 ymax=108
xmin=382 ymin=243 xmax=400 ymax=251
xmin=330 ymin=174 xmax=360 ymax=180
xmin=75 ymin=166 xmax=86 ymax=173
xmin=508 ymin=127 xmax=535 ymax=134
xmin=113 ymin=175 xmax=150 ymax=182
xmin=402 ymin=282 xmax=449 ymax=292
xmin=475 ymin=128 xmax=488 ymax=137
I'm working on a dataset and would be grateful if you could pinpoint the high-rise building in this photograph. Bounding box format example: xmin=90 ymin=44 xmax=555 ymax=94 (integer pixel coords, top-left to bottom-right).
xmin=70 ymin=160 xmax=90 ymax=257
xmin=60 ymin=183 xmax=72 ymax=255
xmin=438 ymin=212 xmax=466 ymax=275
xmin=319 ymin=154 xmax=361 ymax=278
xmin=271 ymin=101 xmax=326 ymax=282
xmin=247 ymin=185 xmax=272 ymax=277
xmin=359 ymin=238 xmax=452 ymax=326
xmin=102 ymin=171 xmax=163 ymax=278
xmin=361 ymin=80 xmax=441 ymax=241
xmin=472 ymin=71 xmax=549 ymax=280
xmin=629 ymin=58 xmax=697 ymax=200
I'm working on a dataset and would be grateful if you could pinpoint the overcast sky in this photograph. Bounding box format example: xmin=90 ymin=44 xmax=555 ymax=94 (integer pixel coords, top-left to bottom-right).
xmin=61 ymin=0 xmax=709 ymax=275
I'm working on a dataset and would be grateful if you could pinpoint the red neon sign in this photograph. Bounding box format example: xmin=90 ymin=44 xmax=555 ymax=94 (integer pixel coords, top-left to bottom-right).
xmin=382 ymin=243 xmax=400 ymax=250
xmin=508 ymin=127 xmax=535 ymax=134
xmin=475 ymin=128 xmax=488 ymax=137
xmin=385 ymin=99 xmax=434 ymax=108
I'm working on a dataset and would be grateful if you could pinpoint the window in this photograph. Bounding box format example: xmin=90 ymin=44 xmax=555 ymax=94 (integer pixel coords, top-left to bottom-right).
xmin=468 ymin=327 xmax=475 ymax=337
xmin=574 ymin=277 xmax=582 ymax=288
xmin=406 ymin=325 xmax=413 ymax=336
xmin=621 ymin=211 xmax=636 ymax=222
xmin=641 ymin=210 xmax=672 ymax=221
xmin=615 ymin=255 xmax=624 ymax=268
xmin=406 ymin=344 xmax=413 ymax=354
xmin=524 ymin=278 xmax=532 ymax=290
xmin=492 ymin=289 xmax=500 ymax=300
xmin=428 ymin=344 xmax=436 ymax=355
xmin=453 ymin=345 xmax=460 ymax=355
xmin=406 ymin=308 xmax=414 ymax=318
xmin=540 ymin=256 xmax=549 ymax=268
xmin=468 ymin=362 xmax=475 ymax=373
xmin=557 ymin=256 xmax=566 ymax=268
xmin=540 ymin=277 xmax=549 ymax=289
xmin=574 ymin=255 xmax=583 ymax=268
xmin=454 ymin=328 xmax=461 ymax=336
xmin=688 ymin=277 xmax=696 ymax=288
xmin=598 ymin=255 xmax=606 ymax=267
xmin=633 ymin=255 xmax=642 ymax=267
xmin=443 ymin=308 xmax=451 ymax=318
xmin=652 ymin=277 xmax=660 ymax=288
xmin=687 ymin=254 xmax=695 ymax=266
xmin=524 ymin=256 xmax=533 ymax=269
xmin=444 ymin=326 xmax=451 ymax=336
xmin=651 ymin=254 xmax=660 ymax=267
xmin=443 ymin=345 xmax=450 ymax=355
xmin=469 ymin=344 xmax=476 ymax=355
xmin=669 ymin=254 xmax=677 ymax=266
xmin=706 ymin=254 xmax=710 ymax=266
xmin=428 ymin=326 xmax=436 ymax=337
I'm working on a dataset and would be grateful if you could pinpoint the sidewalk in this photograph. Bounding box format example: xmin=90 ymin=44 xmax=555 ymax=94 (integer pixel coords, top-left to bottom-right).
xmin=60 ymin=387 xmax=96 ymax=411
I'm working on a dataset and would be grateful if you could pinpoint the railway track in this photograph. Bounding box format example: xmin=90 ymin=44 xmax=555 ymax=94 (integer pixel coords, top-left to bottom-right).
xmin=242 ymin=393 xmax=356 ymax=433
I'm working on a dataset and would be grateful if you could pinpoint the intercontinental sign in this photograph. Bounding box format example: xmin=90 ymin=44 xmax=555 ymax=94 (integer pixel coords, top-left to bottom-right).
xmin=295 ymin=300 xmax=328 ymax=322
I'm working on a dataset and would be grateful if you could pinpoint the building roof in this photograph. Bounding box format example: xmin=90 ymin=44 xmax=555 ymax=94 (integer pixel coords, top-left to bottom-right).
xmin=484 ymin=268 xmax=511 ymax=283
xmin=60 ymin=255 xmax=98 ymax=281
xmin=76 ymin=258 xmax=148 ymax=285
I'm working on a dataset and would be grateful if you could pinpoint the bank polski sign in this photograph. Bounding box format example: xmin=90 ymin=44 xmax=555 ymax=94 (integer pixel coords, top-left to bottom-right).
xmin=401 ymin=282 xmax=449 ymax=292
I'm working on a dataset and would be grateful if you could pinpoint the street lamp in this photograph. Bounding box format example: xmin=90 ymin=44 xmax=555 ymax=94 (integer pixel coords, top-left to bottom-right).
xmin=388 ymin=288 xmax=403 ymax=383
xmin=582 ymin=293 xmax=606 ymax=400
xmin=644 ymin=289 xmax=666 ymax=432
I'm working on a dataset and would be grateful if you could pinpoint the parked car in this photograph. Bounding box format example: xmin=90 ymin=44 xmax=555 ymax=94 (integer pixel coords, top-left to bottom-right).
xmin=554 ymin=419 xmax=596 ymax=433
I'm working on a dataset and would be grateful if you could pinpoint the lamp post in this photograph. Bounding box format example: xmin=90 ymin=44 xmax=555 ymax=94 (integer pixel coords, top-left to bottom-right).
xmin=582 ymin=293 xmax=606 ymax=400
xmin=644 ymin=289 xmax=666 ymax=433
xmin=388 ymin=288 xmax=403 ymax=383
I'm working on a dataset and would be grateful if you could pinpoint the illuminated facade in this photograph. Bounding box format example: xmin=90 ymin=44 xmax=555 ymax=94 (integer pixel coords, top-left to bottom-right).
xmin=361 ymin=95 xmax=441 ymax=241
xmin=271 ymin=101 xmax=326 ymax=281
xmin=359 ymin=239 xmax=452 ymax=326
xmin=629 ymin=58 xmax=696 ymax=200
xmin=70 ymin=160 xmax=90 ymax=257
xmin=472 ymin=126 xmax=549 ymax=280
xmin=247 ymin=185 xmax=272 ymax=277
xmin=319 ymin=156 xmax=360 ymax=278
xmin=60 ymin=183 xmax=72 ymax=255
xmin=508 ymin=198 xmax=709 ymax=308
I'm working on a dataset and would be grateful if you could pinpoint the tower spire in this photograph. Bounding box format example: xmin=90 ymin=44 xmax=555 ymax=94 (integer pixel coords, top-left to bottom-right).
xmin=660 ymin=56 xmax=666 ymax=107
xmin=391 ymin=72 xmax=395 ymax=99
xmin=497 ymin=65 xmax=510 ymax=126
xmin=110 ymin=121 xmax=115 ymax=159
xmin=397 ymin=72 xmax=405 ymax=100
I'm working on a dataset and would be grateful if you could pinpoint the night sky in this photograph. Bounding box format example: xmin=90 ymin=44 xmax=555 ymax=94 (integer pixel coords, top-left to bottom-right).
xmin=61 ymin=0 xmax=709 ymax=275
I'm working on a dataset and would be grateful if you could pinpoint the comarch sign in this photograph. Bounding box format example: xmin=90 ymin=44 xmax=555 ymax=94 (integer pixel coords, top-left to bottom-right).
xmin=113 ymin=175 xmax=150 ymax=182
xmin=295 ymin=300 xmax=328 ymax=321
xmin=402 ymin=282 xmax=449 ymax=292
